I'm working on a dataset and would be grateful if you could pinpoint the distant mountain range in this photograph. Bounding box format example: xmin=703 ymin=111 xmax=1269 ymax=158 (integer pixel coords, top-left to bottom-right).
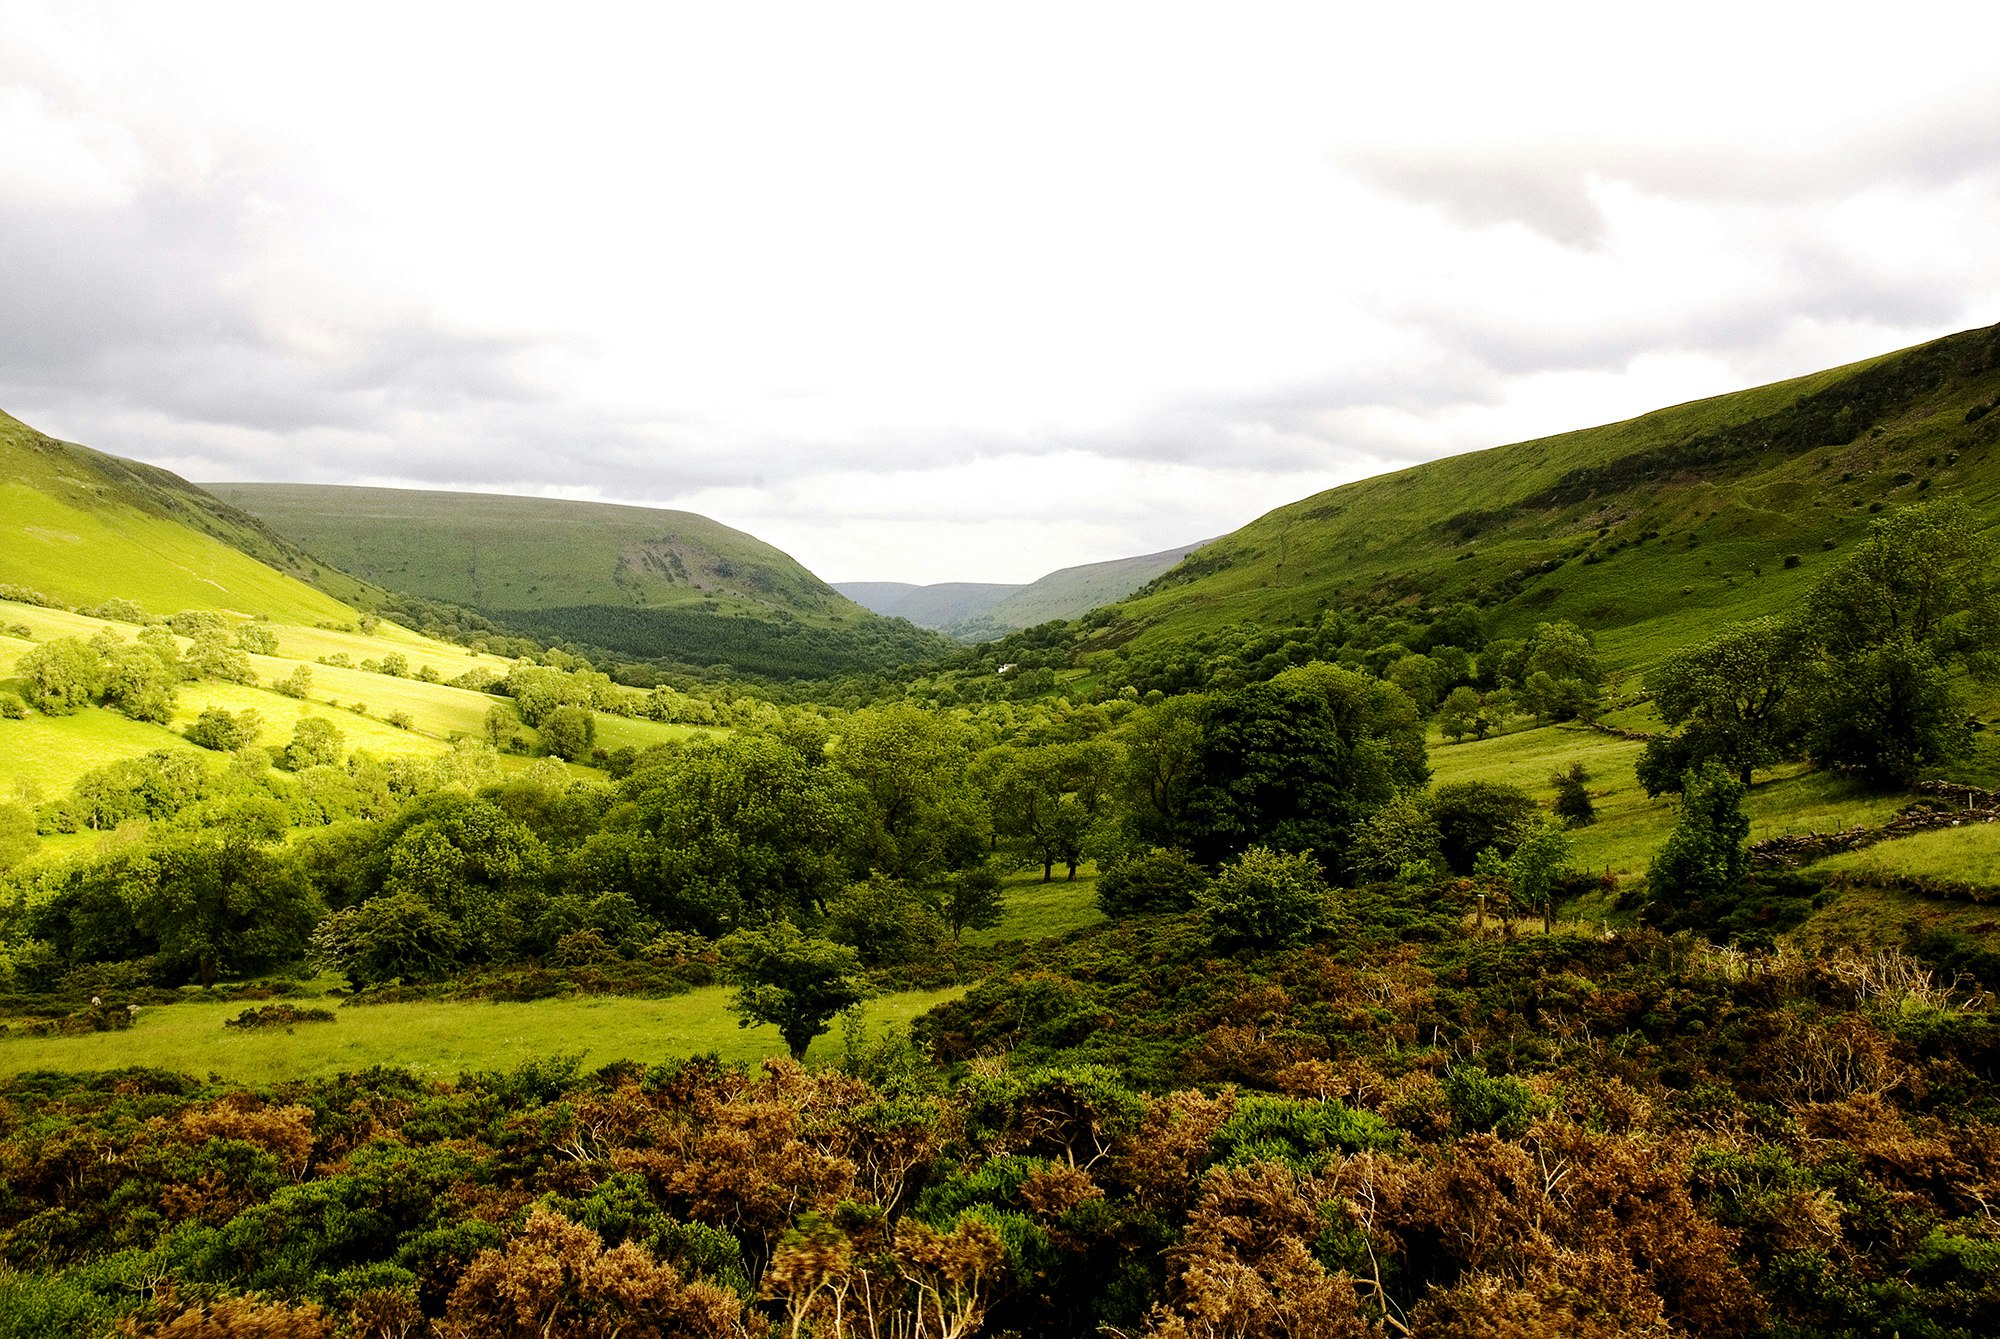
xmin=837 ymin=541 xmax=1210 ymax=640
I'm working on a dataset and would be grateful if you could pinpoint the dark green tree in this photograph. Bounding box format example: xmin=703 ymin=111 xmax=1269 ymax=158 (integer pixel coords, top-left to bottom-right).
xmin=1428 ymin=780 xmax=1537 ymax=875
xmin=938 ymin=861 xmax=1005 ymax=941
xmin=1181 ymin=662 xmax=1428 ymax=868
xmin=1644 ymin=617 xmax=1804 ymax=786
xmin=538 ymin=705 xmax=597 ymax=761
xmin=1550 ymin=762 xmax=1595 ymax=826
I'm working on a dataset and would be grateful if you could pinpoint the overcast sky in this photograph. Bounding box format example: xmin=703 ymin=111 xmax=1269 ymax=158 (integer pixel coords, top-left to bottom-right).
xmin=5 ymin=2 xmax=2000 ymax=583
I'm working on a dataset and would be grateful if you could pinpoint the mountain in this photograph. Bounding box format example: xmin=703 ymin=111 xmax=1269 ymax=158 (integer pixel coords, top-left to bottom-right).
xmin=0 ymin=409 xmax=376 ymax=623
xmin=211 ymin=483 xmax=952 ymax=678
xmin=946 ymin=541 xmax=1210 ymax=641
xmin=833 ymin=581 xmax=1022 ymax=626
xmin=1092 ymin=322 xmax=2000 ymax=669
xmin=836 ymin=540 xmax=1210 ymax=641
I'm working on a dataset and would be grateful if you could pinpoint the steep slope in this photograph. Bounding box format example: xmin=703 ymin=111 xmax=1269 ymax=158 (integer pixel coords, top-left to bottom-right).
xmin=1099 ymin=321 xmax=2000 ymax=668
xmin=214 ymin=484 xmax=951 ymax=678
xmin=0 ymin=410 xmax=372 ymax=623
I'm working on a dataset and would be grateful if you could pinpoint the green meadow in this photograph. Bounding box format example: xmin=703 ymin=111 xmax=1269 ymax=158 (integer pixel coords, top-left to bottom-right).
xmin=0 ymin=985 xmax=965 ymax=1087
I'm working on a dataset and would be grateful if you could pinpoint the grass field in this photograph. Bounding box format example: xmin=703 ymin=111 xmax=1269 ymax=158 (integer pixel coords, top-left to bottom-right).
xmin=1430 ymin=722 xmax=1921 ymax=886
xmin=0 ymin=985 xmax=965 ymax=1086
xmin=1 ymin=596 xmax=720 ymax=799
xmin=965 ymin=865 xmax=1106 ymax=945
xmin=1815 ymin=821 xmax=2000 ymax=887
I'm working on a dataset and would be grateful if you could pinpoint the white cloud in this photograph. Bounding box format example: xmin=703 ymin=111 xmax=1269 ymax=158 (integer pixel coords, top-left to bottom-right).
xmin=2 ymin=1 xmax=1999 ymax=582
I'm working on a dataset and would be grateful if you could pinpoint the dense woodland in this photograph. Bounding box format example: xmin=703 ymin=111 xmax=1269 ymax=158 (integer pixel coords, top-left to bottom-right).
xmin=2 ymin=495 xmax=2000 ymax=1335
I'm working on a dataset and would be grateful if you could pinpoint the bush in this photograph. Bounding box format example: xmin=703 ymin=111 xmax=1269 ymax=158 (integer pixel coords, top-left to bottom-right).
xmin=184 ymin=707 xmax=263 ymax=752
xmin=275 ymin=665 xmax=314 ymax=699
xmin=224 ymin=1004 xmax=336 ymax=1029
xmin=235 ymin=624 xmax=279 ymax=654
xmin=1097 ymin=847 xmax=1209 ymax=915
xmin=1196 ymin=846 xmax=1331 ymax=950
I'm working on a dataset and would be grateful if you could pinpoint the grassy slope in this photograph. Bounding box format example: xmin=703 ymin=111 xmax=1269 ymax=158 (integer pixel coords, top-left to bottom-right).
xmin=0 ymin=598 xmax=706 ymax=800
xmin=1100 ymin=323 xmax=2000 ymax=668
xmin=209 ymin=483 xmax=851 ymax=618
xmin=0 ymin=411 xmax=372 ymax=624
xmin=1428 ymin=721 xmax=1935 ymax=883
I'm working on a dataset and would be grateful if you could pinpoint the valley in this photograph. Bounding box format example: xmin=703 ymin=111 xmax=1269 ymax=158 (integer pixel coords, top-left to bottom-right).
xmin=5 ymin=325 xmax=2000 ymax=1336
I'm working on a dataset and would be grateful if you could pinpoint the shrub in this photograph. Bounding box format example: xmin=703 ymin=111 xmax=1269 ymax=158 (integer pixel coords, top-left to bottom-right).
xmin=1097 ymin=847 xmax=1209 ymax=915
xmin=1196 ymin=846 xmax=1331 ymax=951
xmin=275 ymin=665 xmax=314 ymax=699
xmin=184 ymin=708 xmax=263 ymax=752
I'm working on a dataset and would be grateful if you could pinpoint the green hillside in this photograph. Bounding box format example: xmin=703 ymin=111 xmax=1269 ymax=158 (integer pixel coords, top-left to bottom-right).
xmin=213 ymin=484 xmax=951 ymax=678
xmin=1099 ymin=322 xmax=2000 ymax=668
xmin=0 ymin=411 xmax=377 ymax=624
xmin=834 ymin=580 xmax=1022 ymax=626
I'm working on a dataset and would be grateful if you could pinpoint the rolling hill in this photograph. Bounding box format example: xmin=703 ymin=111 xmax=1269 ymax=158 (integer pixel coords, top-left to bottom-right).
xmin=1092 ymin=321 xmax=2000 ymax=669
xmin=0 ymin=409 xmax=380 ymax=624
xmin=836 ymin=540 xmax=1209 ymax=640
xmin=210 ymin=484 xmax=953 ymax=678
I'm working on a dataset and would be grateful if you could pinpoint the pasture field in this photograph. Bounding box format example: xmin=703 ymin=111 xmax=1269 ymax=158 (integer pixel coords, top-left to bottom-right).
xmin=965 ymin=865 xmax=1106 ymax=945
xmin=1430 ymin=722 xmax=1920 ymax=885
xmin=1815 ymin=821 xmax=2000 ymax=887
xmin=0 ymin=985 xmax=965 ymax=1087
xmin=0 ymin=708 xmax=186 ymax=800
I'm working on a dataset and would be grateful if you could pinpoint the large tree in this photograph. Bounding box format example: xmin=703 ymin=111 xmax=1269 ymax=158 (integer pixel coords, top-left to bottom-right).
xmin=1181 ymin=662 xmax=1428 ymax=869
xmin=1642 ymin=616 xmax=1805 ymax=787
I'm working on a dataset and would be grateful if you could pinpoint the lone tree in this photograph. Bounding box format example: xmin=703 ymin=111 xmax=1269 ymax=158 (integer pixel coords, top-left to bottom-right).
xmin=719 ymin=922 xmax=865 ymax=1062
xmin=1648 ymin=762 xmax=1750 ymax=905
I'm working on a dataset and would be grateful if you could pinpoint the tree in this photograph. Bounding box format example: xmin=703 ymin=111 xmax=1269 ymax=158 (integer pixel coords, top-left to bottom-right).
xmin=186 ymin=632 xmax=257 ymax=685
xmin=833 ymin=703 xmax=984 ymax=883
xmin=719 ymin=921 xmax=865 ymax=1061
xmin=1181 ymin=663 xmax=1428 ymax=869
xmin=1518 ymin=622 xmax=1601 ymax=722
xmin=140 ymin=831 xmax=319 ymax=987
xmin=1436 ymin=686 xmax=1486 ymax=744
xmin=539 ymin=705 xmax=596 ymax=760
xmin=1803 ymin=496 xmax=2000 ymax=664
xmin=938 ymin=861 xmax=1005 ymax=940
xmin=15 ymin=638 xmax=103 ymax=715
xmin=1550 ymin=762 xmax=1595 ymax=826
xmin=1645 ymin=617 xmax=1804 ymax=785
xmin=824 ymin=873 xmax=945 ymax=965
xmin=1648 ymin=762 xmax=1750 ymax=905
xmin=284 ymin=717 xmax=345 ymax=771
xmin=1195 ymin=846 xmax=1332 ymax=951
xmin=312 ymin=891 xmax=468 ymax=986
xmin=995 ymin=744 xmax=1114 ymax=882
xmin=1428 ymin=780 xmax=1537 ymax=876
xmin=1347 ymin=794 xmax=1445 ymax=884
xmin=1507 ymin=814 xmax=1573 ymax=933
xmin=185 ymin=707 xmax=263 ymax=752
xmin=1807 ymin=639 xmax=1971 ymax=785
xmin=101 ymin=644 xmax=178 ymax=723
xmin=1119 ymin=694 xmax=1208 ymax=847
xmin=275 ymin=664 xmax=314 ymax=699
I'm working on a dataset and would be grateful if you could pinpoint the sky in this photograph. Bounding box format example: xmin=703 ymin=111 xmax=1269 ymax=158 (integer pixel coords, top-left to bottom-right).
xmin=4 ymin=2 xmax=2000 ymax=585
